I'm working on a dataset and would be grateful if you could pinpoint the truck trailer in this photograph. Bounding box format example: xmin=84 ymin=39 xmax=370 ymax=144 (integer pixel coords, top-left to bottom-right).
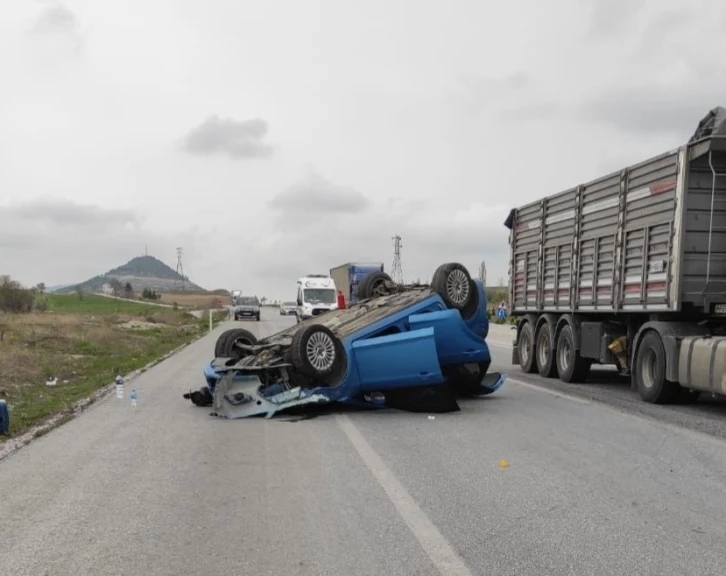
xmin=504 ymin=106 xmax=726 ymax=404
xmin=329 ymin=262 xmax=385 ymax=305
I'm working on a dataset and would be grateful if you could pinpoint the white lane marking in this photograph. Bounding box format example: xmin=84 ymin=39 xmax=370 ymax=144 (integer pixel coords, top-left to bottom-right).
xmin=487 ymin=339 xmax=589 ymax=404
xmin=506 ymin=377 xmax=591 ymax=405
xmin=336 ymin=414 xmax=474 ymax=576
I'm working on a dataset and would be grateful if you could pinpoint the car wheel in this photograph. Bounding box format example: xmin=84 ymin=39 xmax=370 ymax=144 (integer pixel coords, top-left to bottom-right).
xmin=214 ymin=329 xmax=237 ymax=357
xmin=555 ymin=324 xmax=591 ymax=383
xmin=256 ymin=315 xmax=260 ymax=321
xmin=430 ymin=262 xmax=478 ymax=320
xmin=221 ymin=328 xmax=258 ymax=361
xmin=289 ymin=324 xmax=346 ymax=381
xmin=634 ymin=331 xmax=680 ymax=404
xmin=356 ymin=271 xmax=395 ymax=300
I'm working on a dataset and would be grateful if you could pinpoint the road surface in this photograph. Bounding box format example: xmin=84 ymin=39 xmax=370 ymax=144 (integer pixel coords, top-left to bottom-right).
xmin=2 ymin=309 xmax=726 ymax=575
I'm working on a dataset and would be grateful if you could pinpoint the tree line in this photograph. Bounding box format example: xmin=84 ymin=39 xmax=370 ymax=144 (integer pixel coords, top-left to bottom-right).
xmin=0 ymin=275 xmax=49 ymax=313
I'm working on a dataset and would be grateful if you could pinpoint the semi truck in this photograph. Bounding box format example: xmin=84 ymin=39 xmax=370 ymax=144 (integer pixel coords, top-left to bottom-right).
xmin=504 ymin=106 xmax=726 ymax=404
xmin=329 ymin=262 xmax=385 ymax=305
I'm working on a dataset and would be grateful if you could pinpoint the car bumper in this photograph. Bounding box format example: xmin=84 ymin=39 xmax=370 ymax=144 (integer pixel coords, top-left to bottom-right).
xmin=212 ymin=372 xmax=332 ymax=419
xmin=235 ymin=310 xmax=260 ymax=317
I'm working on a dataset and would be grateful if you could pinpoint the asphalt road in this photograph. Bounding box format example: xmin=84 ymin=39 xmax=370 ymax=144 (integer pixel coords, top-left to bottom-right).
xmin=485 ymin=324 xmax=726 ymax=440
xmin=2 ymin=308 xmax=726 ymax=575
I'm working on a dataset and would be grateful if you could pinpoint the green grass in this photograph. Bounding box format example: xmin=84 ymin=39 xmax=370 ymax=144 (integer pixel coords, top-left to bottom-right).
xmin=0 ymin=299 xmax=229 ymax=439
xmin=47 ymin=293 xmax=170 ymax=315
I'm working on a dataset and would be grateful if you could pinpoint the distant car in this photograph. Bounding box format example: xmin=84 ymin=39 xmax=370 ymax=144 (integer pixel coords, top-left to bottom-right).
xmin=279 ymin=301 xmax=297 ymax=315
xmin=233 ymin=296 xmax=260 ymax=321
xmin=184 ymin=262 xmax=507 ymax=418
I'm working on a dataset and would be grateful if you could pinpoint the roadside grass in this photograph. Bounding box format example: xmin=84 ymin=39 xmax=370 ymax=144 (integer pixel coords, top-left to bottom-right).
xmin=0 ymin=294 xmax=227 ymax=439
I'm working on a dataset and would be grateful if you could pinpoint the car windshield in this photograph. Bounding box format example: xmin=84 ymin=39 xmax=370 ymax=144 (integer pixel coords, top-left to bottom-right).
xmin=235 ymin=296 xmax=258 ymax=305
xmin=303 ymin=288 xmax=336 ymax=304
xmin=284 ymin=301 xmax=296 ymax=306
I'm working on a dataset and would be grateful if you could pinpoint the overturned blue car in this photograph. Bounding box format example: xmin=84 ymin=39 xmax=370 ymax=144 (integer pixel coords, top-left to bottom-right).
xmin=183 ymin=262 xmax=508 ymax=418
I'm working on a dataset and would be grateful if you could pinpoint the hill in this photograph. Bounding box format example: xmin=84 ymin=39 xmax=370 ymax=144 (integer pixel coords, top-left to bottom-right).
xmin=57 ymin=255 xmax=206 ymax=294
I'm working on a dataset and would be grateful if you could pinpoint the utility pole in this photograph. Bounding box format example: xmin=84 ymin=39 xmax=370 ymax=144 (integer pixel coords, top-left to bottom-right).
xmin=174 ymin=247 xmax=185 ymax=291
xmin=391 ymin=235 xmax=403 ymax=284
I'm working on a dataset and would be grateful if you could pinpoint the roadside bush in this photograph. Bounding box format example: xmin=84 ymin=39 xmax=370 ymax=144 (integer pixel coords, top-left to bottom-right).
xmin=33 ymin=294 xmax=50 ymax=312
xmin=0 ymin=275 xmax=36 ymax=313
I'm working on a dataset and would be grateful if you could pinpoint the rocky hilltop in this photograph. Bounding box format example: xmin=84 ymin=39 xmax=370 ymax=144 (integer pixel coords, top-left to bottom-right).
xmin=55 ymin=255 xmax=205 ymax=294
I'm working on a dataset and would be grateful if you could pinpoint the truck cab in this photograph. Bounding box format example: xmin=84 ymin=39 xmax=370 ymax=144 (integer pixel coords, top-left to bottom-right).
xmin=296 ymin=275 xmax=338 ymax=323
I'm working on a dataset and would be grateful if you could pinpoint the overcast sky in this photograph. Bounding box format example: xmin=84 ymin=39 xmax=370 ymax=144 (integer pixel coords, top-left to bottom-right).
xmin=2 ymin=0 xmax=725 ymax=299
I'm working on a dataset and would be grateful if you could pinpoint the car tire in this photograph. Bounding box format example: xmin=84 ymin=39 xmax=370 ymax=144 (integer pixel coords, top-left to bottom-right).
xmin=430 ymin=262 xmax=478 ymax=320
xmin=256 ymin=314 xmax=260 ymax=321
xmin=214 ymin=329 xmax=237 ymax=357
xmin=555 ymin=324 xmax=591 ymax=383
xmin=535 ymin=323 xmax=558 ymax=378
xmin=289 ymin=324 xmax=346 ymax=381
xmin=517 ymin=321 xmax=537 ymax=374
xmin=221 ymin=328 xmax=258 ymax=361
xmin=356 ymin=271 xmax=394 ymax=300
xmin=634 ymin=331 xmax=680 ymax=404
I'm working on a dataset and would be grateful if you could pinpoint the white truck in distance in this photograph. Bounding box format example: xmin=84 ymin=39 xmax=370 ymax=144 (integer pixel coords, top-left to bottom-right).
xmin=295 ymin=274 xmax=338 ymax=323
xmin=505 ymin=106 xmax=726 ymax=405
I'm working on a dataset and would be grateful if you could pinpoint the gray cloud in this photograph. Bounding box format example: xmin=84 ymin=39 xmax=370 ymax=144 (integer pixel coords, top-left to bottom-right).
xmin=457 ymin=72 xmax=563 ymax=123
xmin=586 ymin=0 xmax=647 ymax=38
xmin=249 ymin=176 xmax=511 ymax=297
xmin=182 ymin=116 xmax=274 ymax=160
xmin=0 ymin=199 xmax=203 ymax=287
xmin=575 ymin=84 xmax=726 ymax=138
xmin=268 ymin=172 xmax=371 ymax=214
xmin=8 ymin=198 xmax=140 ymax=231
xmin=30 ymin=3 xmax=82 ymax=47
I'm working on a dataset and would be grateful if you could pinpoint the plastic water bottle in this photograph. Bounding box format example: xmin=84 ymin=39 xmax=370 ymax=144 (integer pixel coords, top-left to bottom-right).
xmin=129 ymin=389 xmax=137 ymax=407
xmin=115 ymin=375 xmax=124 ymax=399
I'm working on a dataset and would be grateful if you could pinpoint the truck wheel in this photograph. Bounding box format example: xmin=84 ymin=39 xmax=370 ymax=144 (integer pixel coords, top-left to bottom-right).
xmin=430 ymin=262 xmax=478 ymax=320
xmin=289 ymin=324 xmax=346 ymax=381
xmin=221 ymin=328 xmax=258 ymax=361
xmin=214 ymin=329 xmax=237 ymax=357
xmin=555 ymin=325 xmax=591 ymax=383
xmin=518 ymin=321 xmax=537 ymax=373
xmin=634 ymin=331 xmax=680 ymax=404
xmin=357 ymin=271 xmax=394 ymax=299
xmin=535 ymin=324 xmax=558 ymax=378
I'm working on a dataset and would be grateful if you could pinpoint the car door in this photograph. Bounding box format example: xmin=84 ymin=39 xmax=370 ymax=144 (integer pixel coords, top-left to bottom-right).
xmin=351 ymin=326 xmax=444 ymax=392
xmin=409 ymin=309 xmax=490 ymax=366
